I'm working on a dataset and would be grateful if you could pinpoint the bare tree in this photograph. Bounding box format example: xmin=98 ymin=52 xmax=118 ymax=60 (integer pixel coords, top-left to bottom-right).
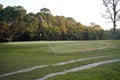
xmin=102 ymin=0 xmax=120 ymax=39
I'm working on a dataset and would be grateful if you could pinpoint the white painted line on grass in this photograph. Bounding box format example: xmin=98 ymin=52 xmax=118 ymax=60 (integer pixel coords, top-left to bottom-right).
xmin=48 ymin=45 xmax=57 ymax=52
xmin=53 ymin=56 xmax=110 ymax=66
xmin=37 ymin=58 xmax=120 ymax=80
xmin=0 ymin=65 xmax=48 ymax=78
xmin=0 ymin=55 xmax=110 ymax=78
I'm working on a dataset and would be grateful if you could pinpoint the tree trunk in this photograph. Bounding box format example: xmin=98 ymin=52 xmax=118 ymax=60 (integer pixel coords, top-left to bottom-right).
xmin=7 ymin=38 xmax=12 ymax=42
xmin=113 ymin=0 xmax=117 ymax=40
xmin=113 ymin=22 xmax=116 ymax=40
xmin=113 ymin=26 xmax=116 ymax=40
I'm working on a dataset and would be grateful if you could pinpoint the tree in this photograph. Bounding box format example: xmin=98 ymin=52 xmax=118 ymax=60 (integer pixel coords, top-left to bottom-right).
xmin=0 ymin=6 xmax=26 ymax=42
xmin=1 ymin=6 xmax=116 ymax=42
xmin=40 ymin=8 xmax=51 ymax=14
xmin=23 ymin=13 xmax=39 ymax=40
xmin=90 ymin=23 xmax=102 ymax=31
xmin=102 ymin=0 xmax=120 ymax=39
xmin=116 ymin=29 xmax=120 ymax=39
xmin=0 ymin=4 xmax=3 ymax=10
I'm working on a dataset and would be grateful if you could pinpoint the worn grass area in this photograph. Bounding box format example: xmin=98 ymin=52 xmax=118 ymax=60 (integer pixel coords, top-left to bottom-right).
xmin=0 ymin=40 xmax=120 ymax=80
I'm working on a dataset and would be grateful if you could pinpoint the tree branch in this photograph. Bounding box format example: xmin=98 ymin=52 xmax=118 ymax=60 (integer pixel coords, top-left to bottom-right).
xmin=107 ymin=7 xmax=114 ymax=22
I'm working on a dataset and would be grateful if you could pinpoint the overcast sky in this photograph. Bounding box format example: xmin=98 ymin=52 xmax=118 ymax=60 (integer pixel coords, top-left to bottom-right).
xmin=1 ymin=0 xmax=120 ymax=30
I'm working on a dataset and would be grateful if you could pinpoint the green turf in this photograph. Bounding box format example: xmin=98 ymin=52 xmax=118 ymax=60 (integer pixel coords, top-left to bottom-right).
xmin=0 ymin=40 xmax=120 ymax=80
xmin=47 ymin=61 xmax=120 ymax=80
xmin=49 ymin=41 xmax=115 ymax=52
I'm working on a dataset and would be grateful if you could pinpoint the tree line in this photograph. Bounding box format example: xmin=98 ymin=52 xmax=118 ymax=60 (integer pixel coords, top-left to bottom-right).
xmin=0 ymin=4 xmax=120 ymax=42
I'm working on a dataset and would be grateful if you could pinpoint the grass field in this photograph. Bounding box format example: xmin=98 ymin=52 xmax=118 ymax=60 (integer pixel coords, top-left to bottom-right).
xmin=48 ymin=41 xmax=115 ymax=53
xmin=0 ymin=40 xmax=120 ymax=80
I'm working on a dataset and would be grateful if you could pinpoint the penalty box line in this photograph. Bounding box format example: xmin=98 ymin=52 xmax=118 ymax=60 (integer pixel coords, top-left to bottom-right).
xmin=48 ymin=45 xmax=57 ymax=52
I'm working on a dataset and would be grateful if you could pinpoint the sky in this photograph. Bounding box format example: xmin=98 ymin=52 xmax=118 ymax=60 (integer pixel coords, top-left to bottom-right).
xmin=1 ymin=0 xmax=120 ymax=30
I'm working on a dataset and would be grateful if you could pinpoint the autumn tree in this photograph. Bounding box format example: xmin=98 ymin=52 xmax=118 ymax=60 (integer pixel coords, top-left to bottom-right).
xmin=0 ymin=4 xmax=3 ymax=10
xmin=0 ymin=6 xmax=26 ymax=42
xmin=102 ymin=0 xmax=120 ymax=39
xmin=40 ymin=8 xmax=51 ymax=14
xmin=23 ymin=12 xmax=39 ymax=40
xmin=0 ymin=5 xmax=115 ymax=42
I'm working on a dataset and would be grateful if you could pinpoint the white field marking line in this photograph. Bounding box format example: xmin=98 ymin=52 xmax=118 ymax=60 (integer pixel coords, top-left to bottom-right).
xmin=0 ymin=55 xmax=110 ymax=78
xmin=49 ymin=43 xmax=116 ymax=53
xmin=0 ymin=65 xmax=48 ymax=78
xmin=53 ymin=46 xmax=114 ymax=53
xmin=53 ymin=56 xmax=110 ymax=66
xmin=37 ymin=58 xmax=120 ymax=80
xmin=48 ymin=45 xmax=57 ymax=52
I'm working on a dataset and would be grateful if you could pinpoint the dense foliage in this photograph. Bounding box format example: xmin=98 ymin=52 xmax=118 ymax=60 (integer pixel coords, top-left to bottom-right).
xmin=0 ymin=5 xmax=120 ymax=42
